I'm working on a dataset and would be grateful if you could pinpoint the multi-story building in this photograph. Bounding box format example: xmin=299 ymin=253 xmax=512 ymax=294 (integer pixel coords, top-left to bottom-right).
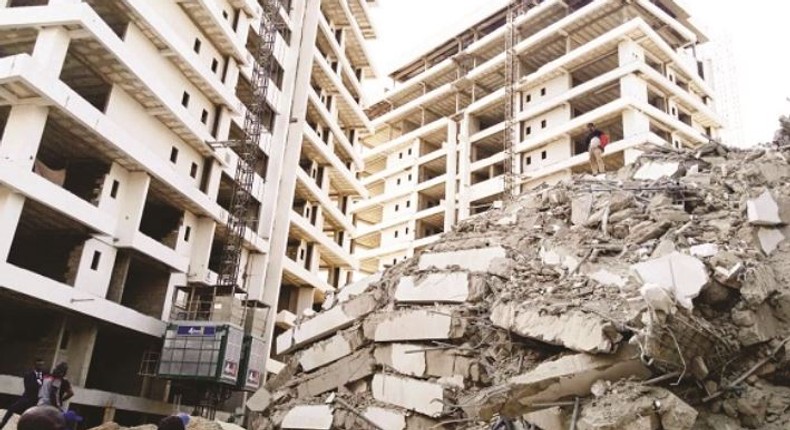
xmin=354 ymin=0 xmax=722 ymax=273
xmin=0 ymin=0 xmax=374 ymax=425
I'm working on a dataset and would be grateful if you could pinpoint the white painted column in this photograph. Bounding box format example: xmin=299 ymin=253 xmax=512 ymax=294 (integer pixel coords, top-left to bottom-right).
xmin=115 ymin=172 xmax=150 ymax=243
xmin=261 ymin=0 xmax=321 ymax=381
xmin=457 ymin=114 xmax=475 ymax=221
xmin=0 ymin=105 xmax=50 ymax=168
xmin=53 ymin=319 xmax=98 ymax=387
xmin=444 ymin=120 xmax=458 ymax=230
xmin=0 ymin=187 xmax=24 ymax=262
xmin=72 ymin=238 xmax=117 ymax=298
xmin=618 ymin=38 xmax=645 ymax=67
xmin=32 ymin=26 xmax=71 ymax=78
xmin=186 ymin=217 xmax=216 ymax=283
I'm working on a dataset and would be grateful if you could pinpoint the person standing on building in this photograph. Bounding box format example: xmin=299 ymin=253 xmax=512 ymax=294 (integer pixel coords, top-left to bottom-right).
xmin=38 ymin=362 xmax=68 ymax=411
xmin=586 ymin=123 xmax=606 ymax=174
xmin=0 ymin=358 xmax=47 ymax=429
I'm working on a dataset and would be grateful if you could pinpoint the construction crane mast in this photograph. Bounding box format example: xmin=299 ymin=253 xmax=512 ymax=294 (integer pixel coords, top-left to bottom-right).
xmin=153 ymin=0 xmax=284 ymax=420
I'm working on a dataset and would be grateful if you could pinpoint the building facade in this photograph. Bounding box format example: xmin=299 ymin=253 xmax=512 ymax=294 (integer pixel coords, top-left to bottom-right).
xmin=354 ymin=0 xmax=722 ymax=273
xmin=0 ymin=0 xmax=374 ymax=425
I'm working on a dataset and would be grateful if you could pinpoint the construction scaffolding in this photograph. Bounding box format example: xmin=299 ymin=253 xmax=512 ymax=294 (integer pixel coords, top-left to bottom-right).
xmin=503 ymin=1 xmax=537 ymax=200
xmin=155 ymin=0 xmax=284 ymax=419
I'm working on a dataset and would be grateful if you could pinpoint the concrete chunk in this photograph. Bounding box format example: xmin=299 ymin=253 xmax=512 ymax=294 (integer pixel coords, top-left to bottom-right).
xmin=275 ymin=310 xmax=297 ymax=329
xmin=460 ymin=345 xmax=651 ymax=420
xmin=577 ymin=384 xmax=697 ymax=430
xmin=394 ymin=272 xmax=470 ymax=303
xmin=337 ymin=272 xmax=382 ymax=303
xmin=747 ymin=191 xmax=782 ymax=226
xmin=365 ymin=308 xmax=466 ymax=342
xmin=276 ymin=293 xmax=377 ymax=355
xmin=490 ymin=302 xmax=622 ymax=353
xmin=375 ymin=344 xmax=426 ymax=377
xmin=281 ymin=405 xmax=334 ymax=430
xmin=632 ymin=251 xmax=708 ymax=309
xmin=633 ymin=161 xmax=680 ymax=180
xmin=418 ymin=246 xmax=507 ymax=272
xmin=571 ymin=194 xmax=594 ymax=226
xmin=757 ymin=227 xmax=785 ymax=255
xmin=246 ymin=387 xmax=272 ymax=413
xmin=296 ymin=348 xmax=375 ymax=398
xmin=372 ymin=374 xmax=446 ymax=418
xmin=298 ymin=328 xmax=365 ymax=372
xmin=690 ymin=243 xmax=719 ymax=258
xmin=363 ymin=407 xmax=406 ymax=430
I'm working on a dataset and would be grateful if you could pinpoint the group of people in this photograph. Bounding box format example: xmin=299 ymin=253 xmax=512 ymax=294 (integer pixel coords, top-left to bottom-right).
xmin=0 ymin=359 xmax=75 ymax=430
xmin=1 ymin=359 xmax=190 ymax=430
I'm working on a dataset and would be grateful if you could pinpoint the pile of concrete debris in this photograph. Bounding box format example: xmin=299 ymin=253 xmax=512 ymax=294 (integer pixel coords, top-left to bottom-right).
xmin=250 ymin=142 xmax=790 ymax=430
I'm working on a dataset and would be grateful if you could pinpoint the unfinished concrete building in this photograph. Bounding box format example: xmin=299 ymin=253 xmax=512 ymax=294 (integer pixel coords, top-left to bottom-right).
xmin=354 ymin=0 xmax=723 ymax=273
xmin=0 ymin=0 xmax=375 ymax=425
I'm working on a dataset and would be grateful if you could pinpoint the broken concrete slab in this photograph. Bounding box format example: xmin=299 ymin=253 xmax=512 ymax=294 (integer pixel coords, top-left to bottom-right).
xmin=627 ymin=220 xmax=671 ymax=244
xmin=246 ymin=387 xmax=272 ymax=413
xmin=295 ymin=348 xmax=375 ymax=398
xmin=690 ymin=243 xmax=719 ymax=258
xmin=757 ymin=227 xmax=786 ymax=255
xmin=372 ymin=374 xmax=446 ymax=418
xmin=276 ymin=293 xmax=378 ymax=355
xmin=587 ymin=269 xmax=628 ymax=289
xmin=491 ymin=302 xmax=622 ymax=353
xmin=425 ymin=348 xmax=474 ymax=379
xmin=394 ymin=272 xmax=471 ymax=304
xmin=418 ymin=246 xmax=507 ymax=272
xmin=365 ymin=308 xmax=466 ymax=342
xmin=275 ymin=310 xmax=297 ymax=329
xmin=741 ymin=264 xmax=779 ymax=306
xmin=460 ymin=345 xmax=651 ymax=420
xmin=281 ymin=405 xmax=334 ymax=430
xmin=524 ymin=407 xmax=566 ymax=430
xmin=374 ymin=343 xmax=426 ymax=377
xmin=572 ymin=194 xmax=594 ymax=226
xmin=540 ymin=246 xmax=581 ymax=272
xmin=337 ymin=272 xmax=382 ymax=303
xmin=633 ymin=161 xmax=680 ymax=180
xmin=738 ymin=303 xmax=780 ymax=346
xmin=298 ymin=327 xmax=365 ymax=372
xmin=363 ymin=407 xmax=406 ymax=430
xmin=747 ymin=191 xmax=783 ymax=226
xmin=632 ymin=251 xmax=709 ymax=309
xmin=577 ymin=384 xmax=697 ymax=430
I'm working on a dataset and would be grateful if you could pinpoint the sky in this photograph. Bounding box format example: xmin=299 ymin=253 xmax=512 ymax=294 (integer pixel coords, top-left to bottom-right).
xmin=366 ymin=0 xmax=790 ymax=146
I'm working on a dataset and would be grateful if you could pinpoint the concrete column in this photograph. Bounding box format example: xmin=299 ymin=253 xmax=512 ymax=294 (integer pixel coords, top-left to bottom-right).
xmin=444 ymin=120 xmax=458 ymax=230
xmin=205 ymin=159 xmax=223 ymax=201
xmin=32 ymin=26 xmax=71 ymax=78
xmin=0 ymin=187 xmax=24 ymax=262
xmin=187 ymin=217 xmax=216 ymax=283
xmin=216 ymin=107 xmax=233 ymax=141
xmin=225 ymin=58 xmax=241 ymax=89
xmin=622 ymin=108 xmax=651 ymax=140
xmin=260 ymin=0 xmax=321 ymax=308
xmin=620 ymin=74 xmax=648 ymax=103
xmin=162 ymin=273 xmax=185 ymax=321
xmin=0 ymin=105 xmax=50 ymax=168
xmin=115 ymin=172 xmax=150 ymax=243
xmin=618 ymin=39 xmax=645 ymax=67
xmin=295 ymin=287 xmax=313 ymax=315
xmin=72 ymin=238 xmax=117 ymax=298
xmin=244 ymin=252 xmax=268 ymax=297
xmin=457 ymin=114 xmax=475 ymax=221
xmin=53 ymin=319 xmax=97 ymax=387
xmin=102 ymin=407 xmax=117 ymax=424
xmin=235 ymin=12 xmax=251 ymax=47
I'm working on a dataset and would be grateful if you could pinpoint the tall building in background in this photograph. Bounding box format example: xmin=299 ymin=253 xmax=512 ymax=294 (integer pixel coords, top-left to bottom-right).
xmin=0 ymin=0 xmax=375 ymax=425
xmin=354 ymin=0 xmax=723 ymax=273
xmin=697 ymin=32 xmax=746 ymax=146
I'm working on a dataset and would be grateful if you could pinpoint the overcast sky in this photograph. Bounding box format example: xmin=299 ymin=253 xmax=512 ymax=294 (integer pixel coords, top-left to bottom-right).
xmin=366 ymin=0 xmax=790 ymax=146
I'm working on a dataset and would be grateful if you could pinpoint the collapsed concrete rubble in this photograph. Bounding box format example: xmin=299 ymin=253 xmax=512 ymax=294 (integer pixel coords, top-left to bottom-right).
xmin=250 ymin=143 xmax=790 ymax=430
